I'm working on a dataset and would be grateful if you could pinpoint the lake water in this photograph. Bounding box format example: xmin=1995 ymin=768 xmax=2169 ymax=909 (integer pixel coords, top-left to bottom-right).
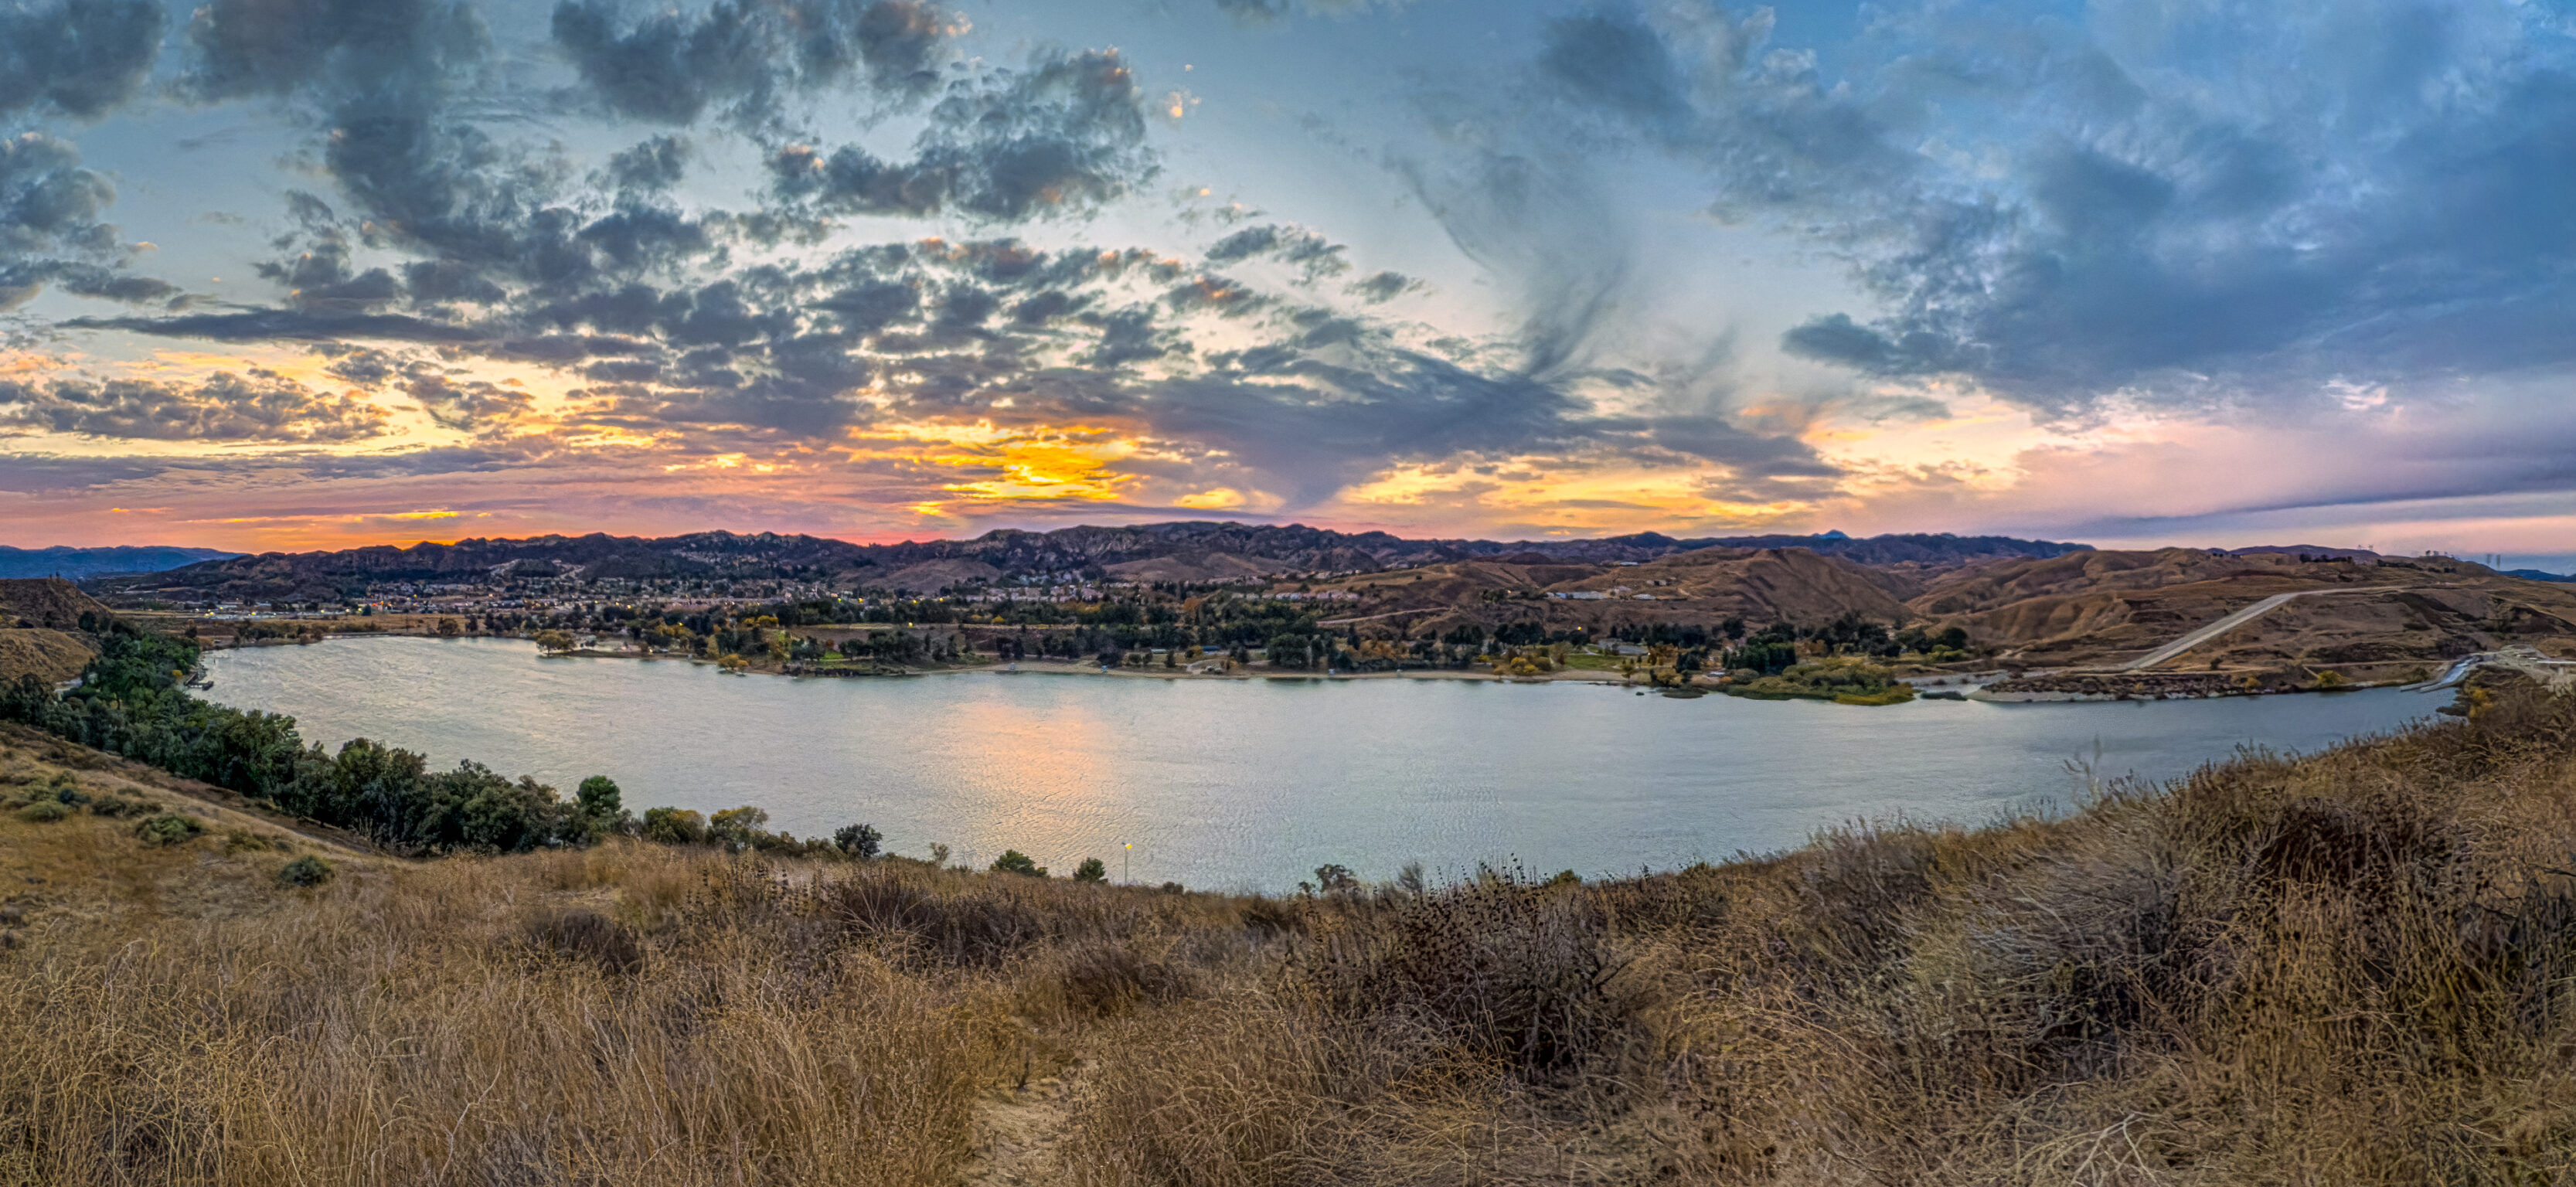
xmin=203 ymin=637 xmax=2442 ymax=891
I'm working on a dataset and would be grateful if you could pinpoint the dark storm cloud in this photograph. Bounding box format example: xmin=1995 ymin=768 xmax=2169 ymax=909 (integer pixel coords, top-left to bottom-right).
xmin=1526 ymin=1 xmax=2576 ymax=411
xmin=0 ymin=370 xmax=388 ymax=442
xmin=0 ymin=0 xmax=164 ymax=121
xmin=770 ymin=49 xmax=1155 ymax=222
xmin=550 ymin=0 xmax=953 ymax=128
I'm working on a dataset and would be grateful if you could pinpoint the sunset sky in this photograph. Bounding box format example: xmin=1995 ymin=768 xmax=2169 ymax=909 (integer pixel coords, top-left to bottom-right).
xmin=5 ymin=0 xmax=2576 ymax=566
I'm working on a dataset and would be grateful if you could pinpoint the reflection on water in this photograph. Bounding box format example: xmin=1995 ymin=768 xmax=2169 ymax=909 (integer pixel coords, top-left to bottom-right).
xmin=205 ymin=637 xmax=2441 ymax=892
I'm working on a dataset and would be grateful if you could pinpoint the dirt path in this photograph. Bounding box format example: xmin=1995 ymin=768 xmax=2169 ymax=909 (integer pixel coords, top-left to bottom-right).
xmin=960 ymin=1063 xmax=1080 ymax=1185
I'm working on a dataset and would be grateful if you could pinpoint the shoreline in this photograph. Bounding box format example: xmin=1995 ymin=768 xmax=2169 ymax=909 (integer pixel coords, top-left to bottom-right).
xmin=190 ymin=629 xmax=2501 ymax=706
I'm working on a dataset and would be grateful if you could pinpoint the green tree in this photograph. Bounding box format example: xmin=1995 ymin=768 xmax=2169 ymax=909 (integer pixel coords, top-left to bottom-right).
xmin=990 ymin=849 xmax=1046 ymax=876
xmin=833 ymin=822 xmax=883 ymax=859
xmin=709 ymin=805 xmax=770 ymax=848
xmin=641 ymin=807 xmax=707 ymax=845
xmin=1073 ymin=857 xmax=1108 ymax=883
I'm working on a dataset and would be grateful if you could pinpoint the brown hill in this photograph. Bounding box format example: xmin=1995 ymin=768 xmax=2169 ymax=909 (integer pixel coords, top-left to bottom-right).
xmin=1295 ymin=546 xmax=1915 ymax=638
xmin=0 ymin=630 xmax=96 ymax=684
xmin=1910 ymin=551 xmax=2576 ymax=676
xmin=0 ymin=578 xmax=114 ymax=631
xmin=0 ymin=580 xmax=115 ymax=684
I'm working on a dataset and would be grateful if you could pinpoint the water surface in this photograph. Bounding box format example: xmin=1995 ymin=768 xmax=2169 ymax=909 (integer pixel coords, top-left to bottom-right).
xmin=206 ymin=637 xmax=2439 ymax=890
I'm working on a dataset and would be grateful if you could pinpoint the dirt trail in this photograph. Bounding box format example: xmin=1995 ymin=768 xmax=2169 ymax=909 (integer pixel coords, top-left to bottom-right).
xmin=960 ymin=1063 xmax=1080 ymax=1185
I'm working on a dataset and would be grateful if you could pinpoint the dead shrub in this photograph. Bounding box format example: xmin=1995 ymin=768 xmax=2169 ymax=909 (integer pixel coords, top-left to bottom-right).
xmin=1295 ymin=872 xmax=1651 ymax=1085
xmin=1052 ymin=940 xmax=1194 ymax=1018
xmin=522 ymin=907 xmax=645 ymax=978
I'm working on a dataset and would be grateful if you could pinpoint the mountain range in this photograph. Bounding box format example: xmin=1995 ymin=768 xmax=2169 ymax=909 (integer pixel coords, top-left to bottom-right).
xmin=0 ymin=546 xmax=240 ymax=580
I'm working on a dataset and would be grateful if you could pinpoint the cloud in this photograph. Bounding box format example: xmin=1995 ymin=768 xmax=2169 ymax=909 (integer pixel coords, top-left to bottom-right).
xmin=401 ymin=371 xmax=533 ymax=434
xmin=0 ymin=370 xmax=390 ymax=442
xmin=550 ymin=0 xmax=956 ymax=130
xmin=1346 ymin=270 xmax=1422 ymax=303
xmin=1209 ymin=0 xmax=1402 ymax=24
xmin=769 ymin=49 xmax=1156 ymax=222
xmin=0 ymin=0 xmax=164 ymax=121
xmin=1526 ymin=0 xmax=2576 ymax=413
xmin=1205 ymin=223 xmax=1349 ymax=279
xmin=0 ymin=131 xmax=170 ymax=310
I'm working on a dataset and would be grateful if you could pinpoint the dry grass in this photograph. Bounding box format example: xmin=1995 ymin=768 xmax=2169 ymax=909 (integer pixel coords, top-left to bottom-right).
xmin=9 ymin=684 xmax=2576 ymax=1184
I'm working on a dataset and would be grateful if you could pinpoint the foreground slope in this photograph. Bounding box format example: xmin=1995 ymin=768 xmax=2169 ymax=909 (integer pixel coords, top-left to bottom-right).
xmin=9 ymin=682 xmax=2576 ymax=1183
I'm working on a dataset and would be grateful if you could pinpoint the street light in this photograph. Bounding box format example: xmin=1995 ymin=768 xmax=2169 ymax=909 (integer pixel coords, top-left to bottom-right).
xmin=1124 ymin=842 xmax=1132 ymax=885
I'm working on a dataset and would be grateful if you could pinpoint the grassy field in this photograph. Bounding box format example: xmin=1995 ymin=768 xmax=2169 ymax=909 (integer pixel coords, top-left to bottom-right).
xmin=6 ymin=682 xmax=2576 ymax=1184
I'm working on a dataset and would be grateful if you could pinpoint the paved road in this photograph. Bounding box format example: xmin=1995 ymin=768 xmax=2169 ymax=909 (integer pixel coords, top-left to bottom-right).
xmin=2118 ymin=589 xmax=2367 ymax=672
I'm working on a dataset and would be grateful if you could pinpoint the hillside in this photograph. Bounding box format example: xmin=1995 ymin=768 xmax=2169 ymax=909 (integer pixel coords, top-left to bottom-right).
xmin=1290 ymin=546 xmax=1918 ymax=640
xmin=10 ymin=677 xmax=2576 ymax=1182
xmin=1911 ymin=550 xmax=2576 ymax=677
xmin=0 ymin=577 xmax=114 ymax=631
xmin=0 ymin=544 xmax=237 ymax=580
xmin=96 ymin=524 xmax=2084 ymax=602
xmin=0 ymin=580 xmax=116 ymax=684
xmin=0 ymin=631 xmax=98 ymax=685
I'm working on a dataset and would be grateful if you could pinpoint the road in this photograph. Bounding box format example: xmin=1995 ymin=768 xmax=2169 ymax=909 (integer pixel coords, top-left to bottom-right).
xmin=1315 ymin=608 xmax=1438 ymax=627
xmin=2118 ymin=589 xmax=2370 ymax=672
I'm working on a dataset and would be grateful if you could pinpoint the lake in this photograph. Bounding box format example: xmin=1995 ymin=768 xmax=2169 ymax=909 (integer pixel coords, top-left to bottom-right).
xmin=203 ymin=637 xmax=2442 ymax=891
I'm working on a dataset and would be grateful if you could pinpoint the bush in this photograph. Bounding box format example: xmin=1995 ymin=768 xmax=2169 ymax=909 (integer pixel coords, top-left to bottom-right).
xmin=641 ymin=806 xmax=707 ymax=845
xmin=134 ymin=814 xmax=205 ymax=846
xmin=277 ymin=855 xmax=335 ymax=887
xmin=1053 ymin=941 xmax=1192 ymax=1016
xmin=521 ymin=908 xmax=642 ymax=977
xmin=991 ymin=849 xmax=1046 ymax=877
xmin=833 ymin=822 xmax=883 ymax=859
xmin=86 ymin=794 xmax=155 ymax=818
xmin=1073 ymin=857 xmax=1108 ymax=883
xmin=16 ymin=801 xmax=69 ymax=823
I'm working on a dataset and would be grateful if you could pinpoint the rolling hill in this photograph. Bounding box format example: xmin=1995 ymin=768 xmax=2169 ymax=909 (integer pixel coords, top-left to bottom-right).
xmin=1905 ymin=550 xmax=2576 ymax=679
xmin=94 ymin=524 xmax=2086 ymax=601
xmin=0 ymin=579 xmax=119 ymax=684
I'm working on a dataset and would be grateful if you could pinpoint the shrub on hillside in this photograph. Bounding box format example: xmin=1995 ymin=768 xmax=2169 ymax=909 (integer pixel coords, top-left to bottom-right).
xmin=86 ymin=794 xmax=155 ymax=818
xmin=134 ymin=814 xmax=205 ymax=846
xmin=277 ymin=855 xmax=335 ymax=887
xmin=1073 ymin=857 xmax=1108 ymax=883
xmin=16 ymin=801 xmax=68 ymax=824
xmin=1294 ymin=869 xmax=1651 ymax=1084
xmin=521 ymin=908 xmax=642 ymax=977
